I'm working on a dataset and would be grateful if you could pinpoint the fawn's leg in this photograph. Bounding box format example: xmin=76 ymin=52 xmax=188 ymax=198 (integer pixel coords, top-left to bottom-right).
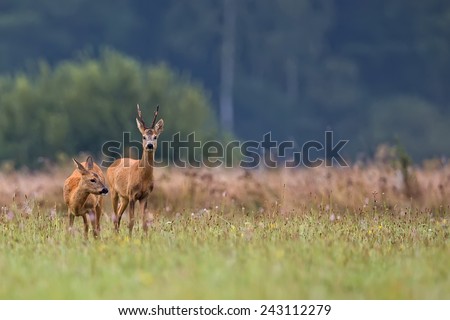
xmin=94 ymin=206 xmax=101 ymax=238
xmin=68 ymin=210 xmax=75 ymax=235
xmin=91 ymin=207 xmax=101 ymax=239
xmin=82 ymin=214 xmax=89 ymax=239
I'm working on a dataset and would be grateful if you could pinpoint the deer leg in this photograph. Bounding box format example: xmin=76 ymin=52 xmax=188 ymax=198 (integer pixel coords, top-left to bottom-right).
xmin=88 ymin=209 xmax=96 ymax=238
xmin=93 ymin=207 xmax=101 ymax=239
xmin=115 ymin=197 xmax=129 ymax=232
xmin=128 ymin=200 xmax=136 ymax=236
xmin=141 ymin=199 xmax=150 ymax=233
xmin=111 ymin=190 xmax=119 ymax=224
xmin=68 ymin=210 xmax=75 ymax=235
xmin=82 ymin=214 xmax=89 ymax=239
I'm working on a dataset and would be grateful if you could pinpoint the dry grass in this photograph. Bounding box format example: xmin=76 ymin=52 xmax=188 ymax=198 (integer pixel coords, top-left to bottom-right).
xmin=1 ymin=162 xmax=449 ymax=219
xmin=0 ymin=162 xmax=449 ymax=299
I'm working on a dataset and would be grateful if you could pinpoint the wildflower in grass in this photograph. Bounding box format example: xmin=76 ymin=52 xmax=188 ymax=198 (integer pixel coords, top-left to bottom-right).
xmin=138 ymin=271 xmax=153 ymax=286
xmin=275 ymin=249 xmax=285 ymax=260
xmin=121 ymin=236 xmax=130 ymax=245
xmin=242 ymin=222 xmax=254 ymax=240
xmin=6 ymin=210 xmax=14 ymax=221
xmin=363 ymin=197 xmax=369 ymax=208
xmin=22 ymin=202 xmax=32 ymax=216
xmin=144 ymin=219 xmax=153 ymax=229
xmin=195 ymin=208 xmax=210 ymax=218
xmin=330 ymin=214 xmax=336 ymax=222
xmin=49 ymin=206 xmax=57 ymax=220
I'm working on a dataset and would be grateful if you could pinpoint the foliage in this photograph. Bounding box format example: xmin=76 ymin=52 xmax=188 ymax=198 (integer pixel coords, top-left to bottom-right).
xmin=0 ymin=202 xmax=449 ymax=299
xmin=0 ymin=163 xmax=449 ymax=299
xmin=0 ymin=0 xmax=450 ymax=162
xmin=369 ymin=96 xmax=447 ymax=159
xmin=0 ymin=50 xmax=218 ymax=167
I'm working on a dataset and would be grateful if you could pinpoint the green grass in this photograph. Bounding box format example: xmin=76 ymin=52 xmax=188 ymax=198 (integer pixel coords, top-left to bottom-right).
xmin=0 ymin=207 xmax=449 ymax=299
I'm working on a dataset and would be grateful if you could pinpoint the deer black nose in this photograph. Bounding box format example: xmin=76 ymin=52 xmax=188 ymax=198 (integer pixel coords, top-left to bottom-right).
xmin=101 ymin=188 xmax=108 ymax=195
xmin=147 ymin=144 xmax=154 ymax=150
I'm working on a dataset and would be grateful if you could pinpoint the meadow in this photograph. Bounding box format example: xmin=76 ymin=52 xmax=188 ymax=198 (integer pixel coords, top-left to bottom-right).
xmin=0 ymin=159 xmax=449 ymax=299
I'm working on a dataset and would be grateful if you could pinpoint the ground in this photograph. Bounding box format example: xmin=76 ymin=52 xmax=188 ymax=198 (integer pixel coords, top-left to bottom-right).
xmin=0 ymin=165 xmax=449 ymax=299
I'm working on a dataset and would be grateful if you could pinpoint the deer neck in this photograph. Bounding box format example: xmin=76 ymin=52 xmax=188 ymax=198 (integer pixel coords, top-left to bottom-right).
xmin=138 ymin=149 xmax=154 ymax=179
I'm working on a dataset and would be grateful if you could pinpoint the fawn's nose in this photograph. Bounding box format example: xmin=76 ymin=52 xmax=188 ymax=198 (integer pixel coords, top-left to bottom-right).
xmin=101 ymin=188 xmax=109 ymax=195
xmin=146 ymin=143 xmax=154 ymax=150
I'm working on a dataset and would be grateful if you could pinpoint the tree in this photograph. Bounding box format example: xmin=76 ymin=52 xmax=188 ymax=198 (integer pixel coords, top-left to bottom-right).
xmin=220 ymin=0 xmax=237 ymax=133
xmin=368 ymin=96 xmax=447 ymax=159
xmin=0 ymin=0 xmax=137 ymax=72
xmin=0 ymin=50 xmax=219 ymax=168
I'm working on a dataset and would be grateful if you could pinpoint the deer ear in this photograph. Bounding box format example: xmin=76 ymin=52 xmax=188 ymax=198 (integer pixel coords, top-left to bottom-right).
xmin=136 ymin=118 xmax=146 ymax=135
xmin=73 ymin=158 xmax=89 ymax=175
xmin=85 ymin=156 xmax=94 ymax=170
xmin=154 ymin=119 xmax=164 ymax=134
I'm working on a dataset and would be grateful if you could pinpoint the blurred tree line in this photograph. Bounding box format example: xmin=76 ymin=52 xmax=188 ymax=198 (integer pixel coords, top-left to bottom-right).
xmin=0 ymin=51 xmax=217 ymax=167
xmin=0 ymin=0 xmax=449 ymax=166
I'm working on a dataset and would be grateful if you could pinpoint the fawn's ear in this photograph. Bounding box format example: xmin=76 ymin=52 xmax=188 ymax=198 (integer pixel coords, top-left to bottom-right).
xmin=154 ymin=119 xmax=164 ymax=134
xmin=73 ymin=158 xmax=89 ymax=175
xmin=85 ymin=156 xmax=94 ymax=170
xmin=136 ymin=118 xmax=146 ymax=135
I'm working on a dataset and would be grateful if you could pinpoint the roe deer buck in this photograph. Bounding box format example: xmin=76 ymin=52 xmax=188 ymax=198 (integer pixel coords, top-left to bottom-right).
xmin=63 ymin=156 xmax=108 ymax=238
xmin=106 ymin=104 xmax=164 ymax=235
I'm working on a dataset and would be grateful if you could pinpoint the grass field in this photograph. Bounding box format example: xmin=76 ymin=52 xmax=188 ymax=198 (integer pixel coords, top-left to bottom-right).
xmin=0 ymin=163 xmax=449 ymax=299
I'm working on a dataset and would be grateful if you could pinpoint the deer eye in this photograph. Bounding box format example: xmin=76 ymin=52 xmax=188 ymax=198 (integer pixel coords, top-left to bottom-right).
xmin=153 ymin=135 xmax=157 ymax=140
xmin=90 ymin=178 xmax=96 ymax=183
xmin=143 ymin=136 xmax=147 ymax=140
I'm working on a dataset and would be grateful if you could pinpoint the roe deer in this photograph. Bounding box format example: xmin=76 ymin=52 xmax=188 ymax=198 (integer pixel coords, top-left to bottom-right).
xmin=106 ymin=105 xmax=164 ymax=235
xmin=63 ymin=156 xmax=108 ymax=238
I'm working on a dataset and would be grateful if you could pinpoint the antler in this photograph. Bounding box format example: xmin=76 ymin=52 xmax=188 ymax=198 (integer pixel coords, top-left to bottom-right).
xmin=150 ymin=105 xmax=160 ymax=129
xmin=136 ymin=104 xmax=146 ymax=128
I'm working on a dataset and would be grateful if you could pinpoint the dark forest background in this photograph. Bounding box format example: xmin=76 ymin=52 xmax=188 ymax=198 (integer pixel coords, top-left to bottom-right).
xmin=0 ymin=0 xmax=449 ymax=167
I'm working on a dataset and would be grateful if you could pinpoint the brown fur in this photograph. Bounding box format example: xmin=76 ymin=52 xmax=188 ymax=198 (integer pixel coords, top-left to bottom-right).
xmin=107 ymin=106 xmax=164 ymax=235
xmin=63 ymin=157 xmax=108 ymax=238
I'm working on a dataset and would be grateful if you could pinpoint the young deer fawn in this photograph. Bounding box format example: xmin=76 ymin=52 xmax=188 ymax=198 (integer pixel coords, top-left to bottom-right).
xmin=63 ymin=156 xmax=108 ymax=238
xmin=107 ymin=105 xmax=164 ymax=235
